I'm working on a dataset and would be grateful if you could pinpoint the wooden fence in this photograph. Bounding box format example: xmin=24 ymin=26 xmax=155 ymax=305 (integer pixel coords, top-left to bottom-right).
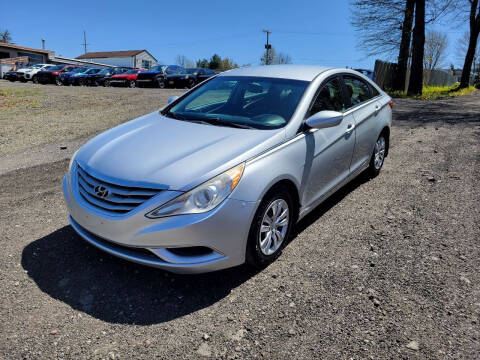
xmin=373 ymin=60 xmax=456 ymax=91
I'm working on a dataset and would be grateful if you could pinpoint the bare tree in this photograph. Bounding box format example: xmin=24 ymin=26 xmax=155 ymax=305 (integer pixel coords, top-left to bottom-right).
xmin=351 ymin=0 xmax=456 ymax=91
xmin=175 ymin=55 xmax=191 ymax=68
xmin=275 ymin=52 xmax=292 ymax=64
xmin=423 ymin=30 xmax=448 ymax=69
xmin=0 ymin=29 xmax=12 ymax=43
xmin=459 ymin=0 xmax=480 ymax=88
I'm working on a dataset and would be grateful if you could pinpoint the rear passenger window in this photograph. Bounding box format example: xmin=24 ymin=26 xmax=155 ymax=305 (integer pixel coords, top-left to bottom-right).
xmin=343 ymin=75 xmax=372 ymax=106
xmin=309 ymin=77 xmax=346 ymax=116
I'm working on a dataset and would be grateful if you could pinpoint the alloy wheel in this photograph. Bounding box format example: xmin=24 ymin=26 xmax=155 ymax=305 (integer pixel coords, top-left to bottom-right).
xmin=259 ymin=199 xmax=289 ymax=256
xmin=374 ymin=136 xmax=386 ymax=170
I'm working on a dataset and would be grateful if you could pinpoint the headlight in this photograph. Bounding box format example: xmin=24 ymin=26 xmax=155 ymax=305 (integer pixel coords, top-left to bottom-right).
xmin=146 ymin=163 xmax=245 ymax=218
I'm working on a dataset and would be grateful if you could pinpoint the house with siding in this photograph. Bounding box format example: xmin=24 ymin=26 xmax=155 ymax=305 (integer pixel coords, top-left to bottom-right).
xmin=76 ymin=50 xmax=157 ymax=69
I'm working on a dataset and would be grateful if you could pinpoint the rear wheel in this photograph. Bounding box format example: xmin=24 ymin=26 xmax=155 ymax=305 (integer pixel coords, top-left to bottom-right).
xmin=55 ymin=76 xmax=63 ymax=86
xmin=187 ymin=78 xmax=196 ymax=88
xmin=246 ymin=186 xmax=294 ymax=268
xmin=32 ymin=75 xmax=39 ymax=84
xmin=128 ymin=80 xmax=136 ymax=88
xmin=367 ymin=134 xmax=387 ymax=178
xmin=104 ymin=79 xmax=110 ymax=87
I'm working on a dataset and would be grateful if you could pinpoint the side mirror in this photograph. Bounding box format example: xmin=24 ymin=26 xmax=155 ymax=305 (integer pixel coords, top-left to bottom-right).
xmin=305 ymin=110 xmax=343 ymax=129
xmin=167 ymin=96 xmax=179 ymax=104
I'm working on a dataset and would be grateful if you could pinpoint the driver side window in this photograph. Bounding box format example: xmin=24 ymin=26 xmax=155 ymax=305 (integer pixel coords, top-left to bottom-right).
xmin=309 ymin=77 xmax=346 ymax=117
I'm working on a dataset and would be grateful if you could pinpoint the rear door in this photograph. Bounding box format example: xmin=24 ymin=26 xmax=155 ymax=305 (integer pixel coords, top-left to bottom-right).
xmin=342 ymin=74 xmax=379 ymax=172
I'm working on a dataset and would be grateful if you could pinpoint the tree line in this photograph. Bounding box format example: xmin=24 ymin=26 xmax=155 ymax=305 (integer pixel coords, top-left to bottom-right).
xmin=175 ymin=54 xmax=239 ymax=72
xmin=351 ymin=0 xmax=480 ymax=94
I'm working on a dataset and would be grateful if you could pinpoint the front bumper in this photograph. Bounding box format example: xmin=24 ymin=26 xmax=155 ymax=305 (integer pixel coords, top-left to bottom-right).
xmin=63 ymin=173 xmax=256 ymax=274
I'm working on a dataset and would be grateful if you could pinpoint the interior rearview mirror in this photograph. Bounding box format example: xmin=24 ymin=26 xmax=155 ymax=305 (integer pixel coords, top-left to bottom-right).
xmin=305 ymin=110 xmax=343 ymax=129
xmin=168 ymin=96 xmax=179 ymax=104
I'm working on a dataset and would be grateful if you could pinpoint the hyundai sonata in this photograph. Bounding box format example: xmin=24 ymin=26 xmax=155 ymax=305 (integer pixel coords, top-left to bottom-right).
xmin=63 ymin=65 xmax=392 ymax=274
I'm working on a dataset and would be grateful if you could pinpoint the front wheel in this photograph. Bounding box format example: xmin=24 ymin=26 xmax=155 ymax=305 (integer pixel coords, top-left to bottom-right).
xmin=156 ymin=78 xmax=165 ymax=88
xmin=128 ymin=80 xmax=136 ymax=88
xmin=55 ymin=76 xmax=63 ymax=86
xmin=246 ymin=187 xmax=294 ymax=269
xmin=78 ymin=78 xmax=86 ymax=86
xmin=367 ymin=134 xmax=387 ymax=178
xmin=104 ymin=79 xmax=110 ymax=87
xmin=32 ymin=75 xmax=39 ymax=84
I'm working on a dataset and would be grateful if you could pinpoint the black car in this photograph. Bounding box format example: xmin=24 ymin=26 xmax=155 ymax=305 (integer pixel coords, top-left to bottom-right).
xmin=164 ymin=68 xmax=217 ymax=88
xmin=136 ymin=65 xmax=184 ymax=88
xmin=86 ymin=67 xmax=130 ymax=86
xmin=3 ymin=70 xmax=18 ymax=82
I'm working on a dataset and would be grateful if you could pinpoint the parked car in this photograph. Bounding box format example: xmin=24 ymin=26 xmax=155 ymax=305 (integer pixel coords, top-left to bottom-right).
xmin=86 ymin=67 xmax=131 ymax=87
xmin=108 ymin=69 xmax=147 ymax=88
xmin=59 ymin=67 xmax=102 ymax=86
xmin=57 ymin=67 xmax=89 ymax=85
xmin=3 ymin=70 xmax=18 ymax=82
xmin=136 ymin=65 xmax=184 ymax=88
xmin=63 ymin=65 xmax=392 ymax=274
xmin=16 ymin=64 xmax=53 ymax=83
xmin=164 ymin=68 xmax=217 ymax=88
xmin=36 ymin=65 xmax=80 ymax=85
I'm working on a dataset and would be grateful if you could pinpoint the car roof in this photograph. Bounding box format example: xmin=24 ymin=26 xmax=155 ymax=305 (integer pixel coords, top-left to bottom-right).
xmin=220 ymin=65 xmax=333 ymax=81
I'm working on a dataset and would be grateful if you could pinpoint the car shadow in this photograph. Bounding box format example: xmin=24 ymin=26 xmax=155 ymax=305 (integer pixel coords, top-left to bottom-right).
xmin=21 ymin=227 xmax=258 ymax=325
xmin=21 ymin=172 xmax=371 ymax=326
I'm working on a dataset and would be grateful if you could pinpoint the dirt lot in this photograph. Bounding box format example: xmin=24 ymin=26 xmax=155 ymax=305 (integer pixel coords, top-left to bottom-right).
xmin=0 ymin=81 xmax=479 ymax=359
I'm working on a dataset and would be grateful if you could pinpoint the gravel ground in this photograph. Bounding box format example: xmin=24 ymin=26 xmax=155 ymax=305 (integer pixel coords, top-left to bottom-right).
xmin=0 ymin=85 xmax=479 ymax=359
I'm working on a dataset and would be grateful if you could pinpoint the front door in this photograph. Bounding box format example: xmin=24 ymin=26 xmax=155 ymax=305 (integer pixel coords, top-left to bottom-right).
xmin=301 ymin=76 xmax=356 ymax=211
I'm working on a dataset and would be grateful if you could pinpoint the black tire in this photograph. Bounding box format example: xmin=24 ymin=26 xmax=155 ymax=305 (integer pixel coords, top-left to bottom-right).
xmin=104 ymin=79 xmax=110 ymax=87
xmin=367 ymin=133 xmax=387 ymax=178
xmin=128 ymin=80 xmax=136 ymax=88
xmin=55 ymin=76 xmax=63 ymax=86
xmin=187 ymin=78 xmax=196 ymax=89
xmin=245 ymin=186 xmax=294 ymax=269
xmin=32 ymin=75 xmax=39 ymax=84
xmin=78 ymin=78 xmax=86 ymax=86
xmin=156 ymin=77 xmax=165 ymax=88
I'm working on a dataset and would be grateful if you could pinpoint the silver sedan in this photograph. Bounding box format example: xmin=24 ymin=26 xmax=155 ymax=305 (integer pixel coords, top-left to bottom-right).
xmin=63 ymin=65 xmax=392 ymax=274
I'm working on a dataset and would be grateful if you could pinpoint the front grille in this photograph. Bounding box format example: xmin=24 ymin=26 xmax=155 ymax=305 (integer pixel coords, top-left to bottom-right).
xmin=76 ymin=164 xmax=161 ymax=215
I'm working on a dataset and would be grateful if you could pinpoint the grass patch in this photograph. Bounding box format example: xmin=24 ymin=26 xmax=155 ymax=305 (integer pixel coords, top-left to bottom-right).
xmin=0 ymin=88 xmax=44 ymax=108
xmin=389 ymin=83 xmax=477 ymax=99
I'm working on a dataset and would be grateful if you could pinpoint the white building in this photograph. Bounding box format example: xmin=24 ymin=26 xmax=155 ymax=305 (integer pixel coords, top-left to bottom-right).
xmin=76 ymin=50 xmax=157 ymax=69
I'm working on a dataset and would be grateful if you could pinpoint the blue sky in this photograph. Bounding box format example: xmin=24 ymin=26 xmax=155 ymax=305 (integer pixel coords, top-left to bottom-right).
xmin=1 ymin=0 xmax=468 ymax=69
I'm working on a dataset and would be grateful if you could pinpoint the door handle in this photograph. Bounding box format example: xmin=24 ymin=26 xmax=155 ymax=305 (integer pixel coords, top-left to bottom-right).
xmin=345 ymin=123 xmax=355 ymax=134
xmin=374 ymin=105 xmax=380 ymax=116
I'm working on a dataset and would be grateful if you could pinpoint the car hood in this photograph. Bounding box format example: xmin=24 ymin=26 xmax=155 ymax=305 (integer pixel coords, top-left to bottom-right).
xmin=76 ymin=111 xmax=285 ymax=191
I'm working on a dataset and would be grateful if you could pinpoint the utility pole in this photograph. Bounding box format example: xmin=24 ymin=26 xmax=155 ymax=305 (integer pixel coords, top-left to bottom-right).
xmin=263 ymin=29 xmax=272 ymax=65
xmin=81 ymin=31 xmax=89 ymax=54
xmin=41 ymin=39 xmax=45 ymax=50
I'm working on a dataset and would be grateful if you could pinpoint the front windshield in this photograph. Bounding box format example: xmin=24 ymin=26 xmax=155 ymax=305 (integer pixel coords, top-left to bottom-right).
xmin=125 ymin=69 xmax=138 ymax=74
xmin=72 ymin=67 xmax=88 ymax=73
xmin=98 ymin=68 xmax=111 ymax=75
xmin=31 ymin=64 xmax=44 ymax=69
xmin=47 ymin=65 xmax=64 ymax=71
xmin=85 ymin=68 xmax=100 ymax=74
xmin=185 ymin=68 xmax=199 ymax=74
xmin=149 ymin=65 xmax=165 ymax=72
xmin=165 ymin=76 xmax=309 ymax=130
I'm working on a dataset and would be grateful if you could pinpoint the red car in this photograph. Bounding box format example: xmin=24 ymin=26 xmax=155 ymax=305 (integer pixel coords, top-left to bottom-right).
xmin=108 ymin=69 xmax=147 ymax=88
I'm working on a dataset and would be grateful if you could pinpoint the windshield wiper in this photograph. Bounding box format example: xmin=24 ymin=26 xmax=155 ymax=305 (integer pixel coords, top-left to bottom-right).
xmin=202 ymin=117 xmax=254 ymax=129
xmin=165 ymin=111 xmax=187 ymax=120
